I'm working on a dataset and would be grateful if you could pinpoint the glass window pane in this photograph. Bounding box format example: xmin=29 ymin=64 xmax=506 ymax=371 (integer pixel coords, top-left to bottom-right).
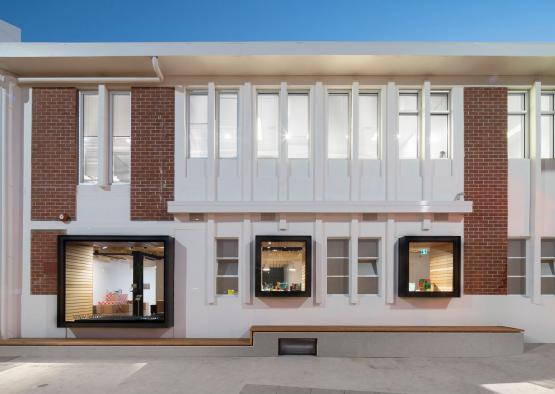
xmin=287 ymin=93 xmax=309 ymax=159
xmin=217 ymin=239 xmax=238 ymax=258
xmin=112 ymin=93 xmax=131 ymax=137
xmin=359 ymin=94 xmax=379 ymax=159
xmin=113 ymin=137 xmax=130 ymax=183
xmin=399 ymin=114 xmax=418 ymax=159
xmin=507 ymin=259 xmax=526 ymax=276
xmin=399 ymin=93 xmax=418 ymax=112
xmin=408 ymin=242 xmax=453 ymax=293
xmin=430 ymin=114 xmax=449 ymax=159
xmin=508 ymin=93 xmax=525 ymax=112
xmin=541 ymin=115 xmax=554 ymax=159
xmin=217 ymin=260 xmax=238 ymax=276
xmin=257 ymin=93 xmax=279 ymax=158
xmin=83 ymin=93 xmax=98 ymax=137
xmin=358 ymin=277 xmax=378 ymax=294
xmin=541 ymin=240 xmax=555 ymax=257
xmin=327 ymin=93 xmax=350 ymax=159
xmin=189 ymin=93 xmax=208 ymax=158
xmin=111 ymin=93 xmax=131 ymax=183
xmin=327 ymin=277 xmax=348 ymax=294
xmin=508 ymin=114 xmax=524 ymax=159
xmin=541 ymin=94 xmax=553 ymax=113
xmin=218 ymin=93 xmax=238 ymax=159
xmin=508 ymin=240 xmax=526 ymax=257
xmin=217 ymin=277 xmax=238 ymax=295
xmin=327 ymin=239 xmax=349 ymax=258
xmin=358 ymin=261 xmax=378 ymax=276
xmin=541 ymin=277 xmax=555 ymax=295
xmin=358 ymin=239 xmax=378 ymax=258
xmin=430 ymin=93 xmax=448 ymax=112
xmin=327 ymin=258 xmax=349 ymax=276
xmin=259 ymin=240 xmax=307 ymax=293
xmin=83 ymin=136 xmax=98 ymax=182
xmin=508 ymin=277 xmax=525 ymax=295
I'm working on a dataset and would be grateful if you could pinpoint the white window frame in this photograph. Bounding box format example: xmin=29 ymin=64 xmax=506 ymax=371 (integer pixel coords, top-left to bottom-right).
xmin=110 ymin=90 xmax=131 ymax=184
xmin=358 ymin=90 xmax=380 ymax=160
xmin=216 ymin=90 xmax=239 ymax=159
xmin=186 ymin=89 xmax=209 ymax=159
xmin=326 ymin=238 xmax=350 ymax=296
xmin=78 ymin=90 xmax=99 ymax=184
xmin=357 ymin=238 xmax=380 ymax=295
xmin=327 ymin=90 xmax=352 ymax=159
xmin=507 ymin=91 xmax=528 ymax=159
xmin=430 ymin=90 xmax=451 ymax=159
xmin=398 ymin=90 xmax=421 ymax=159
xmin=507 ymin=239 xmax=526 ymax=296
xmin=216 ymin=238 xmax=239 ymax=296
xmin=541 ymin=92 xmax=555 ymax=159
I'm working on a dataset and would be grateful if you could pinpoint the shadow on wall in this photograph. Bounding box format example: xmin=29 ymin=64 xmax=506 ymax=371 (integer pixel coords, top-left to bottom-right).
xmin=69 ymin=327 xmax=172 ymax=339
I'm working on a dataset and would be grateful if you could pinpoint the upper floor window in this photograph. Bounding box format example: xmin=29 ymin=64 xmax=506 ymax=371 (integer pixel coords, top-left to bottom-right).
xmin=111 ymin=92 xmax=131 ymax=183
xmin=327 ymin=91 xmax=350 ymax=159
xmin=541 ymin=92 xmax=555 ymax=159
xmin=507 ymin=92 xmax=527 ymax=159
xmin=398 ymin=91 xmax=419 ymax=159
xmin=218 ymin=91 xmax=238 ymax=158
xmin=256 ymin=92 xmax=280 ymax=158
xmin=287 ymin=92 xmax=310 ymax=159
xmin=79 ymin=91 xmax=99 ymax=183
xmin=358 ymin=92 xmax=379 ymax=159
xmin=430 ymin=91 xmax=450 ymax=159
xmin=187 ymin=91 xmax=208 ymax=158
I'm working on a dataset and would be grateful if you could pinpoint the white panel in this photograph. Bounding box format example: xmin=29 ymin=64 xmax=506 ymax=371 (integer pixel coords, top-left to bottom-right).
xmin=385 ymin=219 xmax=395 ymax=304
xmin=360 ymin=160 xmax=385 ymax=200
xmin=325 ymin=159 xmax=349 ymax=200
xmin=289 ymin=159 xmax=312 ymax=201
xmin=254 ymin=159 xmax=278 ymax=201
xmin=206 ymin=218 xmax=216 ymax=304
xmin=508 ymin=159 xmax=531 ymax=237
xmin=241 ymin=219 xmax=252 ymax=304
xmin=217 ymin=159 xmax=241 ymax=201
xmin=350 ymin=218 xmax=359 ymax=304
xmin=397 ymin=159 xmax=422 ymax=201
xmin=314 ymin=218 xmax=324 ymax=305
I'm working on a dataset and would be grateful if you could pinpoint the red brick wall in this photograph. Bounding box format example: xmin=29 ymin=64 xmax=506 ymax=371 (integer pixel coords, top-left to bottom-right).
xmin=464 ymin=87 xmax=508 ymax=295
xmin=31 ymin=230 xmax=65 ymax=295
xmin=32 ymin=88 xmax=78 ymax=221
xmin=130 ymin=87 xmax=175 ymax=221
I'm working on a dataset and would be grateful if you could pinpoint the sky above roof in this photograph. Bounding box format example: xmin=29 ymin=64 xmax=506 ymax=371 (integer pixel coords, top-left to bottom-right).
xmin=2 ymin=0 xmax=555 ymax=42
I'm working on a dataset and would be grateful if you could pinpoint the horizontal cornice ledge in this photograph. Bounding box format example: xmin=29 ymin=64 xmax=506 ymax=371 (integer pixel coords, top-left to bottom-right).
xmin=167 ymin=201 xmax=473 ymax=214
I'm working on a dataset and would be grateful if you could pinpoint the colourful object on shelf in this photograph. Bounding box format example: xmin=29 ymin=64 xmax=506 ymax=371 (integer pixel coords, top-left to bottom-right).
xmin=227 ymin=289 xmax=235 ymax=295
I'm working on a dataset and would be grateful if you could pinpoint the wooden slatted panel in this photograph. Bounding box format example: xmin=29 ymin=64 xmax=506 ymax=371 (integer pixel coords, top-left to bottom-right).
xmin=429 ymin=244 xmax=454 ymax=291
xmin=65 ymin=244 xmax=93 ymax=322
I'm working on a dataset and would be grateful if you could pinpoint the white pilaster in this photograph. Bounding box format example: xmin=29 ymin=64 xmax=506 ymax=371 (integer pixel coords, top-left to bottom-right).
xmin=314 ymin=217 xmax=324 ymax=305
xmin=350 ymin=82 xmax=360 ymax=201
xmin=385 ymin=217 xmax=396 ymax=304
xmin=174 ymin=86 xmax=186 ymax=200
xmin=241 ymin=218 xmax=252 ymax=304
xmin=279 ymin=82 xmax=288 ymax=201
xmin=349 ymin=217 xmax=359 ymax=304
xmin=385 ymin=82 xmax=398 ymax=201
xmin=314 ymin=82 xmax=325 ymax=201
xmin=529 ymin=81 xmax=542 ymax=304
xmin=206 ymin=216 xmax=216 ymax=304
xmin=97 ymin=84 xmax=110 ymax=189
xmin=421 ymin=81 xmax=432 ymax=201
xmin=241 ymin=83 xmax=253 ymax=201
xmin=207 ymin=82 xmax=216 ymax=201
xmin=451 ymin=86 xmax=464 ymax=185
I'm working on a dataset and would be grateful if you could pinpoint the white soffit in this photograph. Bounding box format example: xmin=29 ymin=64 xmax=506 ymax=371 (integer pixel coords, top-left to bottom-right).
xmin=1 ymin=42 xmax=555 ymax=77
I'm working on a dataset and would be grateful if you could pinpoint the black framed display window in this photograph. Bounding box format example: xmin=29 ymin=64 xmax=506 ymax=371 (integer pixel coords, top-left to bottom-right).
xmin=398 ymin=236 xmax=461 ymax=298
xmin=57 ymin=235 xmax=174 ymax=328
xmin=255 ymin=235 xmax=312 ymax=297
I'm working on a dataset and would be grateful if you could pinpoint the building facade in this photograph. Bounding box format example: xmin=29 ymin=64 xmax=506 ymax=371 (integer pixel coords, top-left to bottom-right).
xmin=0 ymin=42 xmax=555 ymax=342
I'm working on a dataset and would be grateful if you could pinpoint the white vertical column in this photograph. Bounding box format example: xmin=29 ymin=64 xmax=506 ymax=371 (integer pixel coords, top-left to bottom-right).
xmin=314 ymin=82 xmax=325 ymax=201
xmin=97 ymin=84 xmax=110 ymax=189
xmin=206 ymin=215 xmax=216 ymax=304
xmin=174 ymin=86 xmax=186 ymax=200
xmin=314 ymin=217 xmax=324 ymax=305
xmin=351 ymin=82 xmax=360 ymax=201
xmin=530 ymin=81 xmax=542 ymax=304
xmin=451 ymin=86 xmax=464 ymax=184
xmin=349 ymin=217 xmax=359 ymax=304
xmin=241 ymin=217 xmax=252 ymax=304
xmin=207 ymin=82 xmax=216 ymax=201
xmin=421 ymin=81 xmax=432 ymax=201
xmin=385 ymin=218 xmax=396 ymax=304
xmin=241 ymin=83 xmax=253 ymax=201
xmin=279 ymin=82 xmax=288 ymax=201
xmin=385 ymin=82 xmax=398 ymax=201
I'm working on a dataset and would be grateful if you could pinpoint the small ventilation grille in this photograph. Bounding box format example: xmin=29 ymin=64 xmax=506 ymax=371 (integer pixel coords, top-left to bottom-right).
xmin=362 ymin=213 xmax=378 ymax=221
xmin=261 ymin=213 xmax=277 ymax=221
xmin=434 ymin=213 xmax=449 ymax=222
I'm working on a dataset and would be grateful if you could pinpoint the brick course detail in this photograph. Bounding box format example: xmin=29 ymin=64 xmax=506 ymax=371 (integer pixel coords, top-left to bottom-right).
xmin=464 ymin=87 xmax=508 ymax=295
xmin=130 ymin=87 xmax=175 ymax=220
xmin=31 ymin=88 xmax=78 ymax=220
xmin=31 ymin=230 xmax=65 ymax=295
